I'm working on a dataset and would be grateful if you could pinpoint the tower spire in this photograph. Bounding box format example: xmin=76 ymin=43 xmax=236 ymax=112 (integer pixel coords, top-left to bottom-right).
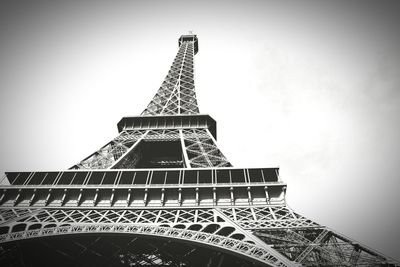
xmin=69 ymin=34 xmax=231 ymax=169
xmin=142 ymin=34 xmax=199 ymax=115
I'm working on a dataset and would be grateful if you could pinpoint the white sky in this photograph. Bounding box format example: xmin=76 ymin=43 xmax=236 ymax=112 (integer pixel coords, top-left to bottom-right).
xmin=1 ymin=0 xmax=400 ymax=261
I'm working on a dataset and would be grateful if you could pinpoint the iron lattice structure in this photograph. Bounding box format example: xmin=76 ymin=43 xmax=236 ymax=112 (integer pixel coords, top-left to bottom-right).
xmin=0 ymin=34 xmax=398 ymax=267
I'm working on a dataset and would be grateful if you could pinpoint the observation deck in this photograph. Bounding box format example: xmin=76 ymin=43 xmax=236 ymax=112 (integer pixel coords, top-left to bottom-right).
xmin=0 ymin=167 xmax=286 ymax=208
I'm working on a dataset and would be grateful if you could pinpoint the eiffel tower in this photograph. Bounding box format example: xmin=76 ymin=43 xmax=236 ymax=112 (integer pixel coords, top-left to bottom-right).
xmin=0 ymin=34 xmax=398 ymax=267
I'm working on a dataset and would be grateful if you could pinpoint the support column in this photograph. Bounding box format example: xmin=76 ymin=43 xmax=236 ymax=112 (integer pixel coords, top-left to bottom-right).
xmin=179 ymin=129 xmax=191 ymax=168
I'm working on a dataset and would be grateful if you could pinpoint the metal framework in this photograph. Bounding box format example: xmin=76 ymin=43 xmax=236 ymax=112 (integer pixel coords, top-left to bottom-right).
xmin=0 ymin=34 xmax=398 ymax=266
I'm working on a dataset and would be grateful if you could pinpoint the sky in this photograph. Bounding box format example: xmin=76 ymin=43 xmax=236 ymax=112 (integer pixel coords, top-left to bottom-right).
xmin=1 ymin=0 xmax=400 ymax=261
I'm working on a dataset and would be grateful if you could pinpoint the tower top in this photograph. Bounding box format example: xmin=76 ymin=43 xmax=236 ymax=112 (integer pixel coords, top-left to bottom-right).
xmin=141 ymin=34 xmax=200 ymax=116
xmin=179 ymin=34 xmax=198 ymax=54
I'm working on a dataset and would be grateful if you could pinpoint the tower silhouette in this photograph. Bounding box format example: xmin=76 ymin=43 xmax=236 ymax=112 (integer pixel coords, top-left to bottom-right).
xmin=0 ymin=34 xmax=398 ymax=266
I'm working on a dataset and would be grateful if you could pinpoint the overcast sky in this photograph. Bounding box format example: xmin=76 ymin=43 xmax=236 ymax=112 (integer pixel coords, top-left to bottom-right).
xmin=1 ymin=0 xmax=400 ymax=261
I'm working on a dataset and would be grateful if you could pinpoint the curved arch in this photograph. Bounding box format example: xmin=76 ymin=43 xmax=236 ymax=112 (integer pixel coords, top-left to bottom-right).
xmin=230 ymin=233 xmax=246 ymax=241
xmin=202 ymin=223 xmax=220 ymax=233
xmin=1 ymin=234 xmax=253 ymax=267
xmin=215 ymin=226 xmax=235 ymax=237
xmin=173 ymin=224 xmax=185 ymax=229
xmin=0 ymin=224 xmax=289 ymax=267
xmin=28 ymin=224 xmax=42 ymax=230
xmin=187 ymin=224 xmax=202 ymax=231
xmin=12 ymin=223 xmax=26 ymax=233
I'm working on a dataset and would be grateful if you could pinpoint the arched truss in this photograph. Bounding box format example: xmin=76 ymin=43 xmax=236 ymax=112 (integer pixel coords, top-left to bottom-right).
xmin=1 ymin=234 xmax=258 ymax=267
xmin=0 ymin=206 xmax=397 ymax=266
xmin=0 ymin=208 xmax=294 ymax=267
xmin=0 ymin=224 xmax=290 ymax=267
